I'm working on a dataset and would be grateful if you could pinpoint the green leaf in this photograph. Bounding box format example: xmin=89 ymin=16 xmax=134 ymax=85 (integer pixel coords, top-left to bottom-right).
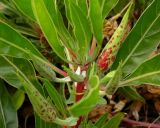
xmin=106 ymin=63 xmax=122 ymax=95
xmin=19 ymin=74 xmax=57 ymax=123
xmin=103 ymin=113 xmax=124 ymax=128
xmin=43 ymin=0 xmax=75 ymax=50
xmin=119 ymin=54 xmax=160 ymax=87
xmin=63 ymin=66 xmax=84 ymax=82
xmin=100 ymin=71 xmax=116 ymax=85
xmin=88 ymin=62 xmax=97 ymax=80
xmin=31 ymin=55 xmax=56 ymax=81
xmin=89 ymin=0 xmax=103 ymax=44
xmin=0 ymin=57 xmax=57 ymax=123
xmin=118 ymin=86 xmax=145 ymax=102
xmin=0 ymin=56 xmax=42 ymax=91
xmin=0 ymin=80 xmax=18 ymax=128
xmin=112 ymin=0 xmax=160 ymax=76
xmin=95 ymin=113 xmax=108 ymax=128
xmin=0 ymin=21 xmax=64 ymax=76
xmin=35 ymin=113 xmax=61 ymax=128
xmin=12 ymin=90 xmax=25 ymax=110
xmin=0 ymin=21 xmax=43 ymax=59
xmin=100 ymin=0 xmax=119 ymax=20
xmin=64 ymin=0 xmax=72 ymax=24
xmin=13 ymin=66 xmax=77 ymax=126
xmin=98 ymin=4 xmax=132 ymax=71
xmin=69 ymin=75 xmax=99 ymax=117
xmin=44 ymin=80 xmax=67 ymax=117
xmin=76 ymin=0 xmax=88 ymax=15
xmin=68 ymin=1 xmax=92 ymax=63
xmin=12 ymin=0 xmax=35 ymax=21
xmin=32 ymin=0 xmax=68 ymax=62
xmin=113 ymin=0 xmax=130 ymax=13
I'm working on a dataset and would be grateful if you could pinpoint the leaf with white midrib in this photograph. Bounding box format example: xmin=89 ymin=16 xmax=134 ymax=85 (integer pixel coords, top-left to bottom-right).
xmin=119 ymin=54 xmax=160 ymax=87
xmin=119 ymin=71 xmax=160 ymax=86
xmin=122 ymin=13 xmax=160 ymax=66
xmin=112 ymin=0 xmax=160 ymax=76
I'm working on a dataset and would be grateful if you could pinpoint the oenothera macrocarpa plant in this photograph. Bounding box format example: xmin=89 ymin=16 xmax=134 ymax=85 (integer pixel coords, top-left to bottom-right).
xmin=0 ymin=0 xmax=160 ymax=127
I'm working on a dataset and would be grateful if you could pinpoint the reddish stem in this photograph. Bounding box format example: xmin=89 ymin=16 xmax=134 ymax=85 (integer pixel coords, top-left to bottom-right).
xmin=63 ymin=126 xmax=68 ymax=128
xmin=52 ymin=65 xmax=68 ymax=77
xmin=89 ymin=37 xmax=97 ymax=56
xmin=71 ymin=81 xmax=86 ymax=128
xmin=123 ymin=117 xmax=160 ymax=128
xmin=76 ymin=82 xmax=85 ymax=102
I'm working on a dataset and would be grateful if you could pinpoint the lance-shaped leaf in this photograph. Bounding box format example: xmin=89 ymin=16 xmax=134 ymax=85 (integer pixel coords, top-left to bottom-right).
xmin=44 ymin=80 xmax=67 ymax=117
xmin=32 ymin=0 xmax=68 ymax=62
xmin=119 ymin=54 xmax=160 ymax=87
xmin=89 ymin=0 xmax=103 ymax=44
xmin=99 ymin=0 xmax=119 ymax=20
xmin=100 ymin=71 xmax=116 ymax=85
xmin=112 ymin=0 xmax=160 ymax=76
xmin=0 ymin=56 xmax=41 ymax=89
xmin=12 ymin=90 xmax=25 ymax=110
xmin=22 ymin=74 xmax=77 ymax=126
xmin=76 ymin=0 xmax=88 ymax=15
xmin=0 ymin=56 xmax=76 ymax=126
xmin=97 ymin=4 xmax=132 ymax=71
xmin=0 ymin=80 xmax=18 ymax=128
xmin=118 ymin=86 xmax=145 ymax=102
xmin=43 ymin=0 xmax=75 ymax=50
xmin=12 ymin=0 xmax=35 ymax=21
xmin=69 ymin=75 xmax=99 ymax=117
xmin=64 ymin=0 xmax=72 ymax=24
xmin=0 ymin=21 xmax=65 ymax=76
xmin=0 ymin=21 xmax=43 ymax=59
xmin=35 ymin=113 xmax=61 ymax=128
xmin=102 ymin=113 xmax=124 ymax=128
xmin=20 ymin=75 xmax=57 ymax=123
xmin=67 ymin=1 xmax=92 ymax=63
xmin=95 ymin=113 xmax=108 ymax=128
xmin=106 ymin=63 xmax=122 ymax=95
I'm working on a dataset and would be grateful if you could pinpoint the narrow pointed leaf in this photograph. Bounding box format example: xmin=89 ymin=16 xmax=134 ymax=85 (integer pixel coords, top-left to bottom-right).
xmin=118 ymin=86 xmax=145 ymax=102
xmin=32 ymin=0 xmax=68 ymax=62
xmin=44 ymin=80 xmax=67 ymax=116
xmin=0 ymin=56 xmax=57 ymax=123
xmin=99 ymin=0 xmax=119 ymax=20
xmin=103 ymin=113 xmax=124 ymax=128
xmin=106 ymin=63 xmax=122 ymax=95
xmin=0 ymin=21 xmax=43 ymax=59
xmin=68 ymin=1 xmax=92 ymax=62
xmin=12 ymin=90 xmax=25 ymax=110
xmin=69 ymin=75 xmax=99 ymax=117
xmin=98 ymin=4 xmax=132 ymax=71
xmin=0 ymin=21 xmax=64 ymax=76
xmin=12 ymin=0 xmax=35 ymax=21
xmin=0 ymin=56 xmax=42 ymax=91
xmin=95 ymin=113 xmax=108 ymax=127
xmin=43 ymin=0 xmax=75 ymax=50
xmin=35 ymin=114 xmax=60 ymax=128
xmin=64 ymin=0 xmax=72 ymax=24
xmin=119 ymin=54 xmax=160 ymax=87
xmin=112 ymin=0 xmax=160 ymax=76
xmin=21 ymin=77 xmax=57 ymax=123
xmin=89 ymin=0 xmax=103 ymax=44
xmin=100 ymin=71 xmax=116 ymax=85
xmin=76 ymin=0 xmax=88 ymax=15
xmin=0 ymin=80 xmax=18 ymax=128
